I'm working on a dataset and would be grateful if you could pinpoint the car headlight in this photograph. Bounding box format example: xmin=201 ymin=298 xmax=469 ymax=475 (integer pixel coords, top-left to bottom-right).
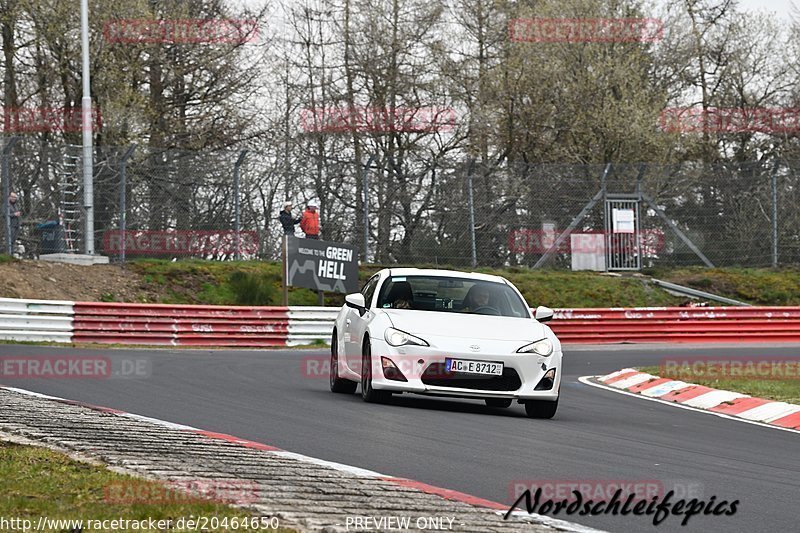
xmin=517 ymin=339 xmax=553 ymax=356
xmin=384 ymin=327 xmax=429 ymax=347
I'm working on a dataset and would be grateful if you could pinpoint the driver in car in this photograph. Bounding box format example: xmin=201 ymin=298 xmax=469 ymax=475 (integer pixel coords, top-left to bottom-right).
xmin=389 ymin=281 xmax=414 ymax=309
xmin=462 ymin=284 xmax=492 ymax=313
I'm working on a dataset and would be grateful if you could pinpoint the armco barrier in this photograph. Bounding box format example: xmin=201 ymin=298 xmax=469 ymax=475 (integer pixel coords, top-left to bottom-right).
xmin=550 ymin=307 xmax=800 ymax=343
xmin=287 ymin=306 xmax=339 ymax=346
xmin=0 ymin=297 xmax=74 ymax=343
xmin=2 ymin=297 xmax=800 ymax=346
xmin=72 ymin=302 xmax=291 ymax=346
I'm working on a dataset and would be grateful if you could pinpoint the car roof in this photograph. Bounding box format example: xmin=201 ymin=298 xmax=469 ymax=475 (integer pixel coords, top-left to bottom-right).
xmin=380 ymin=267 xmax=509 ymax=284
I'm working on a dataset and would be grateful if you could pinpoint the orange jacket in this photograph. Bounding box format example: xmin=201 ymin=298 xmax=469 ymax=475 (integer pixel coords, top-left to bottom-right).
xmin=300 ymin=208 xmax=320 ymax=236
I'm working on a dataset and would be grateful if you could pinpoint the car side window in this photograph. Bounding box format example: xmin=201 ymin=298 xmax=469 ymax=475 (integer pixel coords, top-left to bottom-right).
xmin=361 ymin=275 xmax=380 ymax=309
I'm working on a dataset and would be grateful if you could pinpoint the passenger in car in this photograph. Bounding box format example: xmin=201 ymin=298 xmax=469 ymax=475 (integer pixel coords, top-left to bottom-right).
xmin=462 ymin=285 xmax=492 ymax=312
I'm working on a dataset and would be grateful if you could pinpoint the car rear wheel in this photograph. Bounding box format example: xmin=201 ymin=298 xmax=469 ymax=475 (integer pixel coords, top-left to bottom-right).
xmin=361 ymin=340 xmax=390 ymax=403
xmin=524 ymin=398 xmax=558 ymax=419
xmin=485 ymin=398 xmax=513 ymax=408
xmin=330 ymin=331 xmax=357 ymax=394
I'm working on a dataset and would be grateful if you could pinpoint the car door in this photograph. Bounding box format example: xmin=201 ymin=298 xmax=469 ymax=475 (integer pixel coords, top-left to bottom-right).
xmin=344 ymin=274 xmax=381 ymax=373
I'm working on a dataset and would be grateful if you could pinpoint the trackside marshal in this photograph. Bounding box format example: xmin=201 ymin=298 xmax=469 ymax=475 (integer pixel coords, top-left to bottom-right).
xmin=286 ymin=236 xmax=358 ymax=294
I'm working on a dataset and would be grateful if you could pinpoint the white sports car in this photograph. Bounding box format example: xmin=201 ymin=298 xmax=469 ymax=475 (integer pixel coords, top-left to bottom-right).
xmin=330 ymin=268 xmax=562 ymax=418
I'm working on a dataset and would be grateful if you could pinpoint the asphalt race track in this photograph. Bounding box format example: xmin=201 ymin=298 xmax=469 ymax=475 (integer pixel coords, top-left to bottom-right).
xmin=1 ymin=343 xmax=798 ymax=533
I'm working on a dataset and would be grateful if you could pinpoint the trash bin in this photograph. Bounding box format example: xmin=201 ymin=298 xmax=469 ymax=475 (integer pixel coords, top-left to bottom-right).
xmin=37 ymin=221 xmax=67 ymax=254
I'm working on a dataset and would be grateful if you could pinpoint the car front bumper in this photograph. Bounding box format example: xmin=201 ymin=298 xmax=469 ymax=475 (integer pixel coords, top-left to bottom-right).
xmin=367 ymin=336 xmax=561 ymax=401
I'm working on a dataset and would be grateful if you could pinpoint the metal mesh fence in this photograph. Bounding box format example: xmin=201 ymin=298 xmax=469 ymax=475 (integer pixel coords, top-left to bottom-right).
xmin=2 ymin=138 xmax=798 ymax=270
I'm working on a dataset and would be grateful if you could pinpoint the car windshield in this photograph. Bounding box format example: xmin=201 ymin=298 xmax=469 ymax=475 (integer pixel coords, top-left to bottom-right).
xmin=376 ymin=276 xmax=530 ymax=318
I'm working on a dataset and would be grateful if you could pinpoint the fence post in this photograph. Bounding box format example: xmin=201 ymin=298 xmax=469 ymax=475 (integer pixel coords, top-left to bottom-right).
xmin=2 ymin=137 xmax=20 ymax=255
xmin=234 ymin=150 xmax=248 ymax=260
xmin=80 ymin=0 xmax=94 ymax=255
xmin=118 ymin=144 xmax=137 ymax=268
xmin=362 ymin=153 xmax=376 ymax=263
xmin=771 ymin=160 xmax=780 ymax=268
xmin=601 ymin=163 xmax=609 ymax=272
xmin=467 ymin=158 xmax=477 ymax=268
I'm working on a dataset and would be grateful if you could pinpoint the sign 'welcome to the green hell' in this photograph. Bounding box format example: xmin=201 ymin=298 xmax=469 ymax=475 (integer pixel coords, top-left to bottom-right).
xmin=286 ymin=236 xmax=359 ymax=294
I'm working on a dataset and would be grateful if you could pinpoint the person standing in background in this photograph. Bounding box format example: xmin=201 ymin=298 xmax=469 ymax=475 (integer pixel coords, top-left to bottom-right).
xmin=300 ymin=201 xmax=321 ymax=239
xmin=279 ymin=201 xmax=302 ymax=236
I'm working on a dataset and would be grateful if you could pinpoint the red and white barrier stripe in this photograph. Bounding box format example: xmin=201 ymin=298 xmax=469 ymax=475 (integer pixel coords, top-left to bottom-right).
xmin=72 ymin=302 xmax=291 ymax=346
xmin=4 ymin=297 xmax=800 ymax=347
xmin=596 ymin=368 xmax=800 ymax=431
xmin=0 ymin=297 xmax=75 ymax=343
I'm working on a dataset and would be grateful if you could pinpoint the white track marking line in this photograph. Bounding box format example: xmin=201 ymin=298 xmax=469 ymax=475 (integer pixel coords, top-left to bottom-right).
xmin=3 ymin=387 xmax=70 ymax=401
xmin=578 ymin=376 xmax=800 ymax=435
xmin=119 ymin=412 xmax=199 ymax=431
xmin=271 ymin=451 xmax=386 ymax=478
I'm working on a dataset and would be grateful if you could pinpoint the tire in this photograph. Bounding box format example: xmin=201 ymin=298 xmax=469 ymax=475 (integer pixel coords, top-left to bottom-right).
xmin=360 ymin=340 xmax=390 ymax=403
xmin=330 ymin=331 xmax=357 ymax=394
xmin=485 ymin=398 xmax=513 ymax=408
xmin=524 ymin=398 xmax=558 ymax=419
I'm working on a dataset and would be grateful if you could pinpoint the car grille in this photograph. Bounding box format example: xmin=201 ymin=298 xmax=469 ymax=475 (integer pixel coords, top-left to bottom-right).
xmin=421 ymin=363 xmax=522 ymax=391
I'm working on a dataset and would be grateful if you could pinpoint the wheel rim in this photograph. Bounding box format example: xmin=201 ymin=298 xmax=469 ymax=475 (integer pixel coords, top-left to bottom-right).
xmin=361 ymin=344 xmax=371 ymax=397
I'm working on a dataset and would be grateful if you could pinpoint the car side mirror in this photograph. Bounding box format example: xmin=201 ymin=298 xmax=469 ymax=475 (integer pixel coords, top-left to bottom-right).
xmin=345 ymin=293 xmax=366 ymax=314
xmin=534 ymin=306 xmax=554 ymax=323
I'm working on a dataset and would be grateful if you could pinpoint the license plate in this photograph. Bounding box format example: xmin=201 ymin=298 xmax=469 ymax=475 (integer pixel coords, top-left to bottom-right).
xmin=445 ymin=358 xmax=503 ymax=376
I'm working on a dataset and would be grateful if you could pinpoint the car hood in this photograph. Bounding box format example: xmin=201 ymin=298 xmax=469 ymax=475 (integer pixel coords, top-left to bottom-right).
xmin=382 ymin=309 xmax=546 ymax=342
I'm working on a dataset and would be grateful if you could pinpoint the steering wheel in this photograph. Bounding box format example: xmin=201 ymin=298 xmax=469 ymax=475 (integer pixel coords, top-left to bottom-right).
xmin=471 ymin=305 xmax=500 ymax=316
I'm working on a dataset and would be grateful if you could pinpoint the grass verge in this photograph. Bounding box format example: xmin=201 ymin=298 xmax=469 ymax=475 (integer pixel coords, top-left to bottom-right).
xmin=0 ymin=440 xmax=293 ymax=532
xmin=646 ymin=266 xmax=800 ymax=305
xmin=129 ymin=259 xmax=687 ymax=308
xmin=8 ymin=257 xmax=799 ymax=308
xmin=638 ymin=365 xmax=800 ymax=405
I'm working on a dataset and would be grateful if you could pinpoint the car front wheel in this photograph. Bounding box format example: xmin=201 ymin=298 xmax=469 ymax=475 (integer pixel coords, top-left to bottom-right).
xmin=330 ymin=331 xmax=357 ymax=394
xmin=524 ymin=398 xmax=558 ymax=419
